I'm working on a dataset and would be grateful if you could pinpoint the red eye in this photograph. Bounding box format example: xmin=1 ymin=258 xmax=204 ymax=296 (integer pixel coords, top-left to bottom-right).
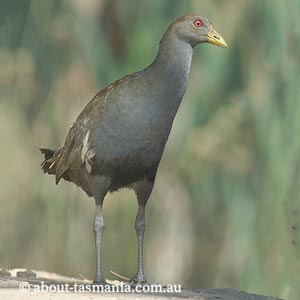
xmin=194 ymin=20 xmax=202 ymax=27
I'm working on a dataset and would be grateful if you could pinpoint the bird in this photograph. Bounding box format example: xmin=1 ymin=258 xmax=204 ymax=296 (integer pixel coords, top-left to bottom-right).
xmin=40 ymin=13 xmax=228 ymax=285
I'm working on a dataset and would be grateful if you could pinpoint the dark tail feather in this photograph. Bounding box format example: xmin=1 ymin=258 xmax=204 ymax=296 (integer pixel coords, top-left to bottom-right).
xmin=40 ymin=148 xmax=55 ymax=160
xmin=39 ymin=148 xmax=57 ymax=174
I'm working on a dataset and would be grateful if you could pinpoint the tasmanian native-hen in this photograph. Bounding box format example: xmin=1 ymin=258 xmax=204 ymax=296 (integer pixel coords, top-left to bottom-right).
xmin=40 ymin=13 xmax=228 ymax=285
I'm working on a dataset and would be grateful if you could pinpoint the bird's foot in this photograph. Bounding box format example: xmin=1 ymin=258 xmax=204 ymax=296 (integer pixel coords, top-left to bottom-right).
xmin=92 ymin=276 xmax=113 ymax=287
xmin=129 ymin=274 xmax=149 ymax=288
xmin=110 ymin=270 xmax=149 ymax=288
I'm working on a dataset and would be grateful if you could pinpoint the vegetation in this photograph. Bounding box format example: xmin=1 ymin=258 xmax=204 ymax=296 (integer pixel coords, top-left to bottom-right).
xmin=0 ymin=0 xmax=299 ymax=299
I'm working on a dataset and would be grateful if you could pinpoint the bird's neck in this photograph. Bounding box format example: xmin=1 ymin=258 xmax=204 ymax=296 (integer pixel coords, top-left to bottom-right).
xmin=155 ymin=32 xmax=193 ymax=69
xmin=150 ymin=33 xmax=193 ymax=110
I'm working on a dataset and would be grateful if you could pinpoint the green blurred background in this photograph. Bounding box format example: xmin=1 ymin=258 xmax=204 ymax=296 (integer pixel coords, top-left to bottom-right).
xmin=0 ymin=0 xmax=299 ymax=299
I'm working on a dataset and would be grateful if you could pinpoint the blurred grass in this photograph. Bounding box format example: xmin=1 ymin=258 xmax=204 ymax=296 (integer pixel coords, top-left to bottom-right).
xmin=0 ymin=0 xmax=299 ymax=299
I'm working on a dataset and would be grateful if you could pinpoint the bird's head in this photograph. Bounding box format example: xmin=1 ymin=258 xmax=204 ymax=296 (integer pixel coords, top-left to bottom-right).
xmin=168 ymin=13 xmax=228 ymax=49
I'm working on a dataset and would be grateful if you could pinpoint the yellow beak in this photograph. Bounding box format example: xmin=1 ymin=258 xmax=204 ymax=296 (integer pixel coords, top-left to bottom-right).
xmin=207 ymin=25 xmax=228 ymax=49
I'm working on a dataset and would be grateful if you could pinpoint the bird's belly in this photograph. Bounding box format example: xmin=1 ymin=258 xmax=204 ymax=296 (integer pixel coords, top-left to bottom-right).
xmin=88 ymin=94 xmax=177 ymax=187
xmin=90 ymin=124 xmax=168 ymax=189
xmin=92 ymin=145 xmax=163 ymax=191
xmin=92 ymin=108 xmax=172 ymax=159
xmin=93 ymin=134 xmax=166 ymax=170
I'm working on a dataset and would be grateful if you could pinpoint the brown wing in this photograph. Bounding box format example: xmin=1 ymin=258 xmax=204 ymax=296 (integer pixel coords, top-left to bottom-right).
xmin=53 ymin=79 xmax=124 ymax=183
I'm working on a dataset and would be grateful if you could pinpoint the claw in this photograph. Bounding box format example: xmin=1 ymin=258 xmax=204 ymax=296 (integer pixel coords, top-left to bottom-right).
xmin=92 ymin=280 xmax=112 ymax=286
xmin=129 ymin=275 xmax=148 ymax=287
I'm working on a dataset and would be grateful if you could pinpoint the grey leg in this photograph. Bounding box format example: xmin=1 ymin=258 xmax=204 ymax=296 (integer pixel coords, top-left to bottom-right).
xmin=131 ymin=179 xmax=154 ymax=284
xmin=93 ymin=202 xmax=106 ymax=284
xmin=91 ymin=176 xmax=110 ymax=285
xmin=134 ymin=204 xmax=146 ymax=283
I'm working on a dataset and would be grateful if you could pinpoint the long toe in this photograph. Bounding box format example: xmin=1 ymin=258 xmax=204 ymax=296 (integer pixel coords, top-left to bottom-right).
xmin=92 ymin=279 xmax=111 ymax=286
xmin=129 ymin=275 xmax=149 ymax=287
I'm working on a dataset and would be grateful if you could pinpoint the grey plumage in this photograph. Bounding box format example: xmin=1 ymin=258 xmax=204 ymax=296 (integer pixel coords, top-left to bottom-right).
xmin=40 ymin=13 xmax=228 ymax=285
